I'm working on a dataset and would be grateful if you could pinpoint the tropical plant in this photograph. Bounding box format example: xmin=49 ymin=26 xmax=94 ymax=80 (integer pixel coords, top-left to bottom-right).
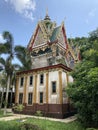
xmin=0 ymin=57 xmax=19 ymax=113
xmin=35 ymin=111 xmax=43 ymax=117
xmin=67 ymin=28 xmax=98 ymax=128
xmin=0 ymin=31 xmax=19 ymax=115
xmin=13 ymin=104 xmax=24 ymax=122
xmin=0 ymin=31 xmax=32 ymax=115
xmin=14 ymin=45 xmax=32 ymax=71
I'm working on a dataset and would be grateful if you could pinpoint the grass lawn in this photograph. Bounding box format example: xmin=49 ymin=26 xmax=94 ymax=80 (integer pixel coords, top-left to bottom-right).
xmin=0 ymin=109 xmax=13 ymax=118
xmin=0 ymin=117 xmax=86 ymax=130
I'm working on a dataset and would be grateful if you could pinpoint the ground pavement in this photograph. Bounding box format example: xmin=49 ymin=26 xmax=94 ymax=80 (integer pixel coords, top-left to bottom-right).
xmin=0 ymin=109 xmax=77 ymax=123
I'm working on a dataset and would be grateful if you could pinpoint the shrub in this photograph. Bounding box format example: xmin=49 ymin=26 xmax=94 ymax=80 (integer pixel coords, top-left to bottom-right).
xmin=20 ymin=123 xmax=41 ymax=130
xmin=35 ymin=111 xmax=43 ymax=117
xmin=86 ymin=128 xmax=97 ymax=130
xmin=13 ymin=104 xmax=24 ymax=113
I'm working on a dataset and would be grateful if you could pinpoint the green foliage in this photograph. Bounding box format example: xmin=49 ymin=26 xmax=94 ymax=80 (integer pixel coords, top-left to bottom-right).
xmin=35 ymin=111 xmax=43 ymax=117
xmin=20 ymin=123 xmax=41 ymax=130
xmin=14 ymin=45 xmax=32 ymax=71
xmin=14 ymin=104 xmax=24 ymax=112
xmin=89 ymin=28 xmax=98 ymax=41
xmin=0 ymin=44 xmax=6 ymax=54
xmin=0 ymin=31 xmax=31 ymax=114
xmin=67 ymin=28 xmax=98 ymax=128
xmin=13 ymin=104 xmax=24 ymax=122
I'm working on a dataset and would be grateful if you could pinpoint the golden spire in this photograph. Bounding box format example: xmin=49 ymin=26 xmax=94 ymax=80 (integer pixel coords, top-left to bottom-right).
xmin=46 ymin=8 xmax=48 ymax=16
xmin=44 ymin=8 xmax=51 ymax=21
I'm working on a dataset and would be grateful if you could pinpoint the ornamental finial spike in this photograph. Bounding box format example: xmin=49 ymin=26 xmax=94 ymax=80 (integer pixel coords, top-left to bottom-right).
xmin=44 ymin=8 xmax=51 ymax=21
xmin=46 ymin=7 xmax=48 ymax=16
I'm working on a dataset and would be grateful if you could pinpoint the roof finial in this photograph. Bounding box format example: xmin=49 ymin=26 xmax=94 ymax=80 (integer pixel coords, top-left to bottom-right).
xmin=44 ymin=8 xmax=51 ymax=21
xmin=46 ymin=7 xmax=48 ymax=16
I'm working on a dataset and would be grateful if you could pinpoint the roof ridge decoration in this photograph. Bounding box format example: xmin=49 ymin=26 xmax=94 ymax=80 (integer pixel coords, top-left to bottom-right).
xmin=38 ymin=21 xmax=48 ymax=39
xmin=67 ymin=42 xmax=77 ymax=60
xmin=28 ymin=24 xmax=40 ymax=51
xmin=44 ymin=8 xmax=51 ymax=21
xmin=61 ymin=21 xmax=68 ymax=49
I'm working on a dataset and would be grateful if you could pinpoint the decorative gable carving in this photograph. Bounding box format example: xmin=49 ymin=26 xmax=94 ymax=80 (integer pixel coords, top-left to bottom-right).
xmin=58 ymin=29 xmax=66 ymax=48
xmin=33 ymin=27 xmax=46 ymax=47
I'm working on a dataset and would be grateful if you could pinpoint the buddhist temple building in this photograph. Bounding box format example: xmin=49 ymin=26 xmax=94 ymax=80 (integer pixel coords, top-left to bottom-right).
xmin=15 ymin=12 xmax=79 ymax=118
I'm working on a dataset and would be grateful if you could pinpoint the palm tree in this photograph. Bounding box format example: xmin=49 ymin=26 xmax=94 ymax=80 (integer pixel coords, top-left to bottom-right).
xmin=10 ymin=71 xmax=16 ymax=107
xmin=0 ymin=57 xmax=19 ymax=114
xmin=0 ymin=31 xmax=32 ymax=115
xmin=14 ymin=45 xmax=32 ymax=71
xmin=0 ymin=44 xmax=6 ymax=54
xmin=0 ymin=31 xmax=17 ymax=115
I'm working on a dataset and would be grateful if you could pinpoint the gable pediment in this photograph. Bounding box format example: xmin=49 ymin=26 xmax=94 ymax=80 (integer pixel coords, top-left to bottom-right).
xmin=28 ymin=24 xmax=47 ymax=51
xmin=33 ymin=26 xmax=46 ymax=47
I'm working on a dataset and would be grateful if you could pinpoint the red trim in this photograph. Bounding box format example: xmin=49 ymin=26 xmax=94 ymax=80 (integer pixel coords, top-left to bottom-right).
xmin=29 ymin=25 xmax=40 ymax=51
xmin=29 ymin=47 xmax=32 ymax=51
xmin=16 ymin=64 xmax=72 ymax=75
xmin=62 ymin=26 xmax=68 ymax=49
xmin=78 ymin=51 xmax=81 ymax=60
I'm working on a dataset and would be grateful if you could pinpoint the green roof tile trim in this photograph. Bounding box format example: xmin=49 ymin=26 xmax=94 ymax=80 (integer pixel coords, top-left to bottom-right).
xmin=50 ymin=26 xmax=61 ymax=42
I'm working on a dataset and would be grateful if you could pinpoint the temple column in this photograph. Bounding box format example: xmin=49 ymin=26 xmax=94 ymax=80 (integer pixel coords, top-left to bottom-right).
xmin=66 ymin=72 xmax=69 ymax=86
xmin=59 ymin=70 xmax=63 ymax=104
xmin=46 ymin=72 xmax=49 ymax=103
xmin=23 ymin=76 xmax=28 ymax=104
xmin=15 ymin=77 xmax=19 ymax=104
xmin=66 ymin=72 xmax=70 ymax=103
xmin=33 ymin=74 xmax=37 ymax=103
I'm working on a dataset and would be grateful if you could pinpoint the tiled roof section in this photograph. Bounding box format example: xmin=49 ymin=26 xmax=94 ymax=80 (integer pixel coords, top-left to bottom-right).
xmin=16 ymin=64 xmax=72 ymax=75
xmin=50 ymin=26 xmax=61 ymax=42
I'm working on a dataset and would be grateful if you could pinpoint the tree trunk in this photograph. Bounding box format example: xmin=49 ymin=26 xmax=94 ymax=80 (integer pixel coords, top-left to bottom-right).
xmin=0 ymin=87 xmax=4 ymax=109
xmin=4 ymin=76 xmax=10 ymax=115
xmin=10 ymin=86 xmax=13 ymax=107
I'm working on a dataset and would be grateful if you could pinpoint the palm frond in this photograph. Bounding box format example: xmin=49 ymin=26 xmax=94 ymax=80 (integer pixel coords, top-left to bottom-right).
xmin=2 ymin=31 xmax=14 ymax=55
xmin=15 ymin=45 xmax=32 ymax=70
xmin=0 ymin=58 xmax=6 ymax=66
xmin=0 ymin=44 xmax=6 ymax=54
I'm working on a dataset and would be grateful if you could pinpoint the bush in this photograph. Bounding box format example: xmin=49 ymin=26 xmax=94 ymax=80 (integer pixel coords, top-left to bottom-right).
xmin=86 ymin=128 xmax=97 ymax=130
xmin=20 ymin=123 xmax=41 ymax=130
xmin=13 ymin=104 xmax=24 ymax=113
xmin=35 ymin=111 xmax=43 ymax=117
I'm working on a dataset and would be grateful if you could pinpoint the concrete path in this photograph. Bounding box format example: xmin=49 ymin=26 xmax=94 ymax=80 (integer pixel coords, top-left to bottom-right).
xmin=0 ymin=113 xmax=77 ymax=123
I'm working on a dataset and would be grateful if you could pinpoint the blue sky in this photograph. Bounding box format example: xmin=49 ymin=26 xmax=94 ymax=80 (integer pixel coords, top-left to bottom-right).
xmin=0 ymin=0 xmax=98 ymax=47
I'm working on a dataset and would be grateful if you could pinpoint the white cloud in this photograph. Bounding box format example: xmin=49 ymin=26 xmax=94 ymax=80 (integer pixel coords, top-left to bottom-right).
xmin=4 ymin=0 xmax=36 ymax=21
xmin=0 ymin=34 xmax=5 ymax=43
